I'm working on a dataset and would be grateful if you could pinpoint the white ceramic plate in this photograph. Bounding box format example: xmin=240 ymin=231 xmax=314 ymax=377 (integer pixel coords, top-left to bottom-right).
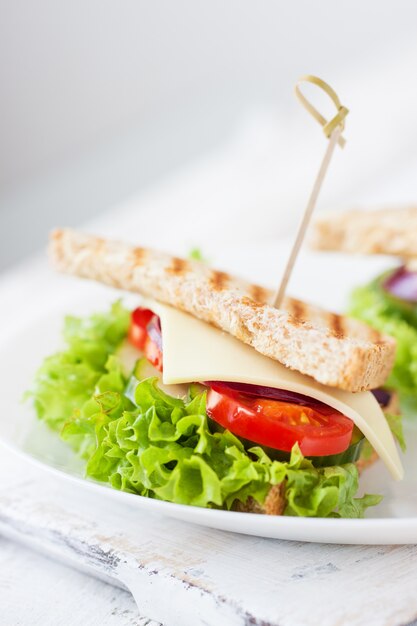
xmin=1 ymin=246 xmax=417 ymax=544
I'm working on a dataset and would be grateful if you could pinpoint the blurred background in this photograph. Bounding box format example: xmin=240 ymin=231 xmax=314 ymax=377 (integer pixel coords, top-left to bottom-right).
xmin=1 ymin=0 xmax=417 ymax=271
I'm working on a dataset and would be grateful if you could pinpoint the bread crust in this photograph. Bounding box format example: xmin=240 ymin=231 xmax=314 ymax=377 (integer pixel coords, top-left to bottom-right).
xmin=233 ymin=484 xmax=286 ymax=516
xmin=311 ymin=207 xmax=417 ymax=258
xmin=49 ymin=228 xmax=396 ymax=392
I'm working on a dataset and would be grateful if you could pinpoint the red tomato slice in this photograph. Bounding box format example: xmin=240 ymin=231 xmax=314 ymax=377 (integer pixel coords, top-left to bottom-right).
xmin=206 ymin=383 xmax=353 ymax=456
xmin=128 ymin=308 xmax=154 ymax=351
xmin=128 ymin=307 xmax=163 ymax=371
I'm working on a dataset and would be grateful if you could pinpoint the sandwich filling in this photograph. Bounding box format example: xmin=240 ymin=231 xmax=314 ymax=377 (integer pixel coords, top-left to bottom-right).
xmin=27 ymin=301 xmax=404 ymax=518
xmin=383 ymin=266 xmax=417 ymax=303
xmin=129 ymin=308 xmax=357 ymax=461
xmin=350 ymin=266 xmax=417 ymax=416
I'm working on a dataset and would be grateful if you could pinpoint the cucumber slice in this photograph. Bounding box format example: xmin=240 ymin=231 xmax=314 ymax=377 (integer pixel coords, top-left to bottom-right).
xmin=126 ymin=357 xmax=188 ymax=403
xmin=189 ymin=382 xmax=206 ymax=400
xmin=302 ymin=436 xmax=364 ymax=468
xmin=133 ymin=357 xmax=161 ymax=381
xmin=208 ymin=418 xmax=365 ymax=467
xmin=115 ymin=340 xmax=143 ymax=378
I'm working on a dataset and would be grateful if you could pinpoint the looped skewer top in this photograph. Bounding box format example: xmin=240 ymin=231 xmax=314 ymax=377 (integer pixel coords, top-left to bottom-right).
xmin=272 ymin=75 xmax=349 ymax=309
xmin=294 ymin=75 xmax=349 ymax=147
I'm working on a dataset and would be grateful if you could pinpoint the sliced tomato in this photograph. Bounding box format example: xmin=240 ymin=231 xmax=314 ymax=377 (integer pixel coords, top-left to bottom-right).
xmin=128 ymin=307 xmax=163 ymax=371
xmin=128 ymin=308 xmax=154 ymax=351
xmin=206 ymin=383 xmax=353 ymax=456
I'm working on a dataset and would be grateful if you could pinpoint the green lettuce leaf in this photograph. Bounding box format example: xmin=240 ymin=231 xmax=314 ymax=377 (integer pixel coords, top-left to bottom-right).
xmin=385 ymin=412 xmax=406 ymax=453
xmin=283 ymin=445 xmax=382 ymax=518
xmin=349 ymin=276 xmax=417 ymax=416
xmin=27 ymin=301 xmax=130 ymax=431
xmin=188 ymin=247 xmax=208 ymax=263
xmin=28 ymin=304 xmax=382 ymax=518
xmin=61 ymin=377 xmax=378 ymax=517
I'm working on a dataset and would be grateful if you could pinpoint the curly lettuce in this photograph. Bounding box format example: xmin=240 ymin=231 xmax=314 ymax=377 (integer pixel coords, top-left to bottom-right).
xmin=27 ymin=303 xmax=382 ymax=518
xmin=27 ymin=301 xmax=130 ymax=430
xmin=349 ymin=275 xmax=417 ymax=417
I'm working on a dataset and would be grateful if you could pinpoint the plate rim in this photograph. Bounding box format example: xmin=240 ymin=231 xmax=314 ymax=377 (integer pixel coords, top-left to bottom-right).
xmin=2 ymin=434 xmax=417 ymax=545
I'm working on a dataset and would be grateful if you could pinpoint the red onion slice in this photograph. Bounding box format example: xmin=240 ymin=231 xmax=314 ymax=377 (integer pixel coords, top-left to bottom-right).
xmin=205 ymin=381 xmax=331 ymax=410
xmin=371 ymin=388 xmax=391 ymax=408
xmin=383 ymin=266 xmax=417 ymax=303
xmin=146 ymin=315 xmax=162 ymax=351
xmin=205 ymin=381 xmax=390 ymax=411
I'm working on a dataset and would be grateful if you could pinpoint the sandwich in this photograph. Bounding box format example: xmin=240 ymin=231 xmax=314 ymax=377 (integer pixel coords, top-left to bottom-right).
xmin=27 ymin=228 xmax=404 ymax=519
xmin=311 ymin=206 xmax=417 ymax=416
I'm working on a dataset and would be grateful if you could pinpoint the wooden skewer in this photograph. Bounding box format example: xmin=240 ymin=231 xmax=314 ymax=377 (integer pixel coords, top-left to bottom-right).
xmin=272 ymin=125 xmax=341 ymax=309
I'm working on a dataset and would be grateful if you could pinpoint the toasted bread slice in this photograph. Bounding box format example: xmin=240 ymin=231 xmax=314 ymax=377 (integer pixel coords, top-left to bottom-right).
xmin=233 ymin=483 xmax=286 ymax=515
xmin=49 ymin=228 xmax=396 ymax=392
xmin=311 ymin=207 xmax=417 ymax=258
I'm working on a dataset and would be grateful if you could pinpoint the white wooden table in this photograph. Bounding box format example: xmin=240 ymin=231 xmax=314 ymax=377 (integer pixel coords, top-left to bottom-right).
xmin=0 ymin=535 xmax=147 ymax=626
xmin=3 ymin=443 xmax=417 ymax=626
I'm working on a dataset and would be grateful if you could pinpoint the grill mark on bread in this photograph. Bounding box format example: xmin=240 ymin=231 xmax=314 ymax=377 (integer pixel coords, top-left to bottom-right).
xmin=132 ymin=246 xmax=147 ymax=265
xmin=127 ymin=247 xmax=147 ymax=280
xmin=371 ymin=327 xmax=385 ymax=342
xmin=209 ymin=270 xmax=229 ymax=291
xmin=167 ymin=257 xmax=189 ymax=275
xmin=240 ymin=296 xmax=263 ymax=309
xmin=288 ymin=299 xmax=307 ymax=321
xmin=50 ymin=229 xmax=64 ymax=264
xmin=94 ymin=237 xmax=106 ymax=254
xmin=250 ymin=284 xmax=268 ymax=304
xmin=329 ymin=313 xmax=345 ymax=338
xmin=51 ymin=229 xmax=63 ymax=242
xmin=374 ymin=338 xmax=389 ymax=345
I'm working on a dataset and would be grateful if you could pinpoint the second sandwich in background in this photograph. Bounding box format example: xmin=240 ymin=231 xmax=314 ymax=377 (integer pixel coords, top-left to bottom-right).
xmin=311 ymin=206 xmax=417 ymax=416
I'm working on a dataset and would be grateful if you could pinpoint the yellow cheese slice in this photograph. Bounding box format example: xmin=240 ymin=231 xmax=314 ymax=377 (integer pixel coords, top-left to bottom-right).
xmin=148 ymin=300 xmax=403 ymax=480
